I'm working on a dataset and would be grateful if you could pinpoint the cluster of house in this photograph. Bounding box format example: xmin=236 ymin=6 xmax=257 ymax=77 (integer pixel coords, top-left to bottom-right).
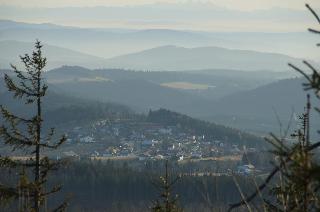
xmin=59 ymin=119 xmax=257 ymax=165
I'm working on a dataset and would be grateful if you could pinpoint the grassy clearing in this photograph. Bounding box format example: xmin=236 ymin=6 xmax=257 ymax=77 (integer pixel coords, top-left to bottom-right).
xmin=161 ymin=81 xmax=215 ymax=90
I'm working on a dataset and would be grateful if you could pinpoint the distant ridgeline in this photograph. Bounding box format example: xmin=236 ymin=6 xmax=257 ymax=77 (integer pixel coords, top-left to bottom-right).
xmin=147 ymin=109 xmax=264 ymax=147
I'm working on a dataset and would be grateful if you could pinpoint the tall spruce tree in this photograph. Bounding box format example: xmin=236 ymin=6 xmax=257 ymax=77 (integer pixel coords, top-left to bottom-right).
xmin=0 ymin=40 xmax=67 ymax=211
xmin=151 ymin=160 xmax=183 ymax=212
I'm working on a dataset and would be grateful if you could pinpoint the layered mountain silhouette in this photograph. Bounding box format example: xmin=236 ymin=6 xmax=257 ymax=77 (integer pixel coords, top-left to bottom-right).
xmin=0 ymin=40 xmax=303 ymax=72
xmin=104 ymin=45 xmax=301 ymax=71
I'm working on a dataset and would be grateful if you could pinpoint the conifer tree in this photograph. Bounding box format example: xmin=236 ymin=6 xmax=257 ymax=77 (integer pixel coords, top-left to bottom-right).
xmin=264 ymin=95 xmax=320 ymax=211
xmin=151 ymin=160 xmax=183 ymax=212
xmin=0 ymin=40 xmax=67 ymax=211
xmin=228 ymin=4 xmax=320 ymax=212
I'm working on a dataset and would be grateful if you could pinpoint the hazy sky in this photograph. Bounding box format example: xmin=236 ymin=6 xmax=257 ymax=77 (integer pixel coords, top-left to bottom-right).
xmin=1 ymin=0 xmax=319 ymax=10
xmin=1 ymin=0 xmax=320 ymax=32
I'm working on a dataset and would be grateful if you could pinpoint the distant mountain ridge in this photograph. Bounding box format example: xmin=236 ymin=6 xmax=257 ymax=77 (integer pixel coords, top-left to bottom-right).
xmin=0 ymin=19 xmax=317 ymax=64
xmin=0 ymin=19 xmax=65 ymax=30
xmin=0 ymin=40 xmax=106 ymax=69
xmin=104 ymin=45 xmax=302 ymax=71
xmin=0 ymin=40 xmax=304 ymax=72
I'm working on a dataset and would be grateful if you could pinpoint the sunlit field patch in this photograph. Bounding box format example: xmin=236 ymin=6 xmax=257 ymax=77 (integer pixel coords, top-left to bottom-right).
xmin=161 ymin=81 xmax=216 ymax=90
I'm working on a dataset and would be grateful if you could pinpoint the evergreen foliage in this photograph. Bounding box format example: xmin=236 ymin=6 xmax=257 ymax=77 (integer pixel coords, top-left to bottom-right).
xmin=151 ymin=161 xmax=182 ymax=212
xmin=265 ymin=96 xmax=320 ymax=211
xmin=229 ymin=4 xmax=320 ymax=211
xmin=0 ymin=40 xmax=67 ymax=211
xmin=148 ymin=109 xmax=264 ymax=147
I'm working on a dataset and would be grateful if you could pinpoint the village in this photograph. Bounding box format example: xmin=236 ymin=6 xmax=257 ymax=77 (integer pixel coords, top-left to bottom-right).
xmin=58 ymin=119 xmax=260 ymax=175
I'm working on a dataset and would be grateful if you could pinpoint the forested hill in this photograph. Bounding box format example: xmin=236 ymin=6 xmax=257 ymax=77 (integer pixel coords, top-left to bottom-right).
xmin=0 ymin=91 xmax=135 ymax=127
xmin=147 ymin=109 xmax=265 ymax=147
xmin=0 ymin=84 xmax=135 ymax=128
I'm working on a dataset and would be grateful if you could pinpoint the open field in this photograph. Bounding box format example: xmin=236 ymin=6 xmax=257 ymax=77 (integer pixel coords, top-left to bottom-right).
xmin=161 ymin=81 xmax=215 ymax=90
